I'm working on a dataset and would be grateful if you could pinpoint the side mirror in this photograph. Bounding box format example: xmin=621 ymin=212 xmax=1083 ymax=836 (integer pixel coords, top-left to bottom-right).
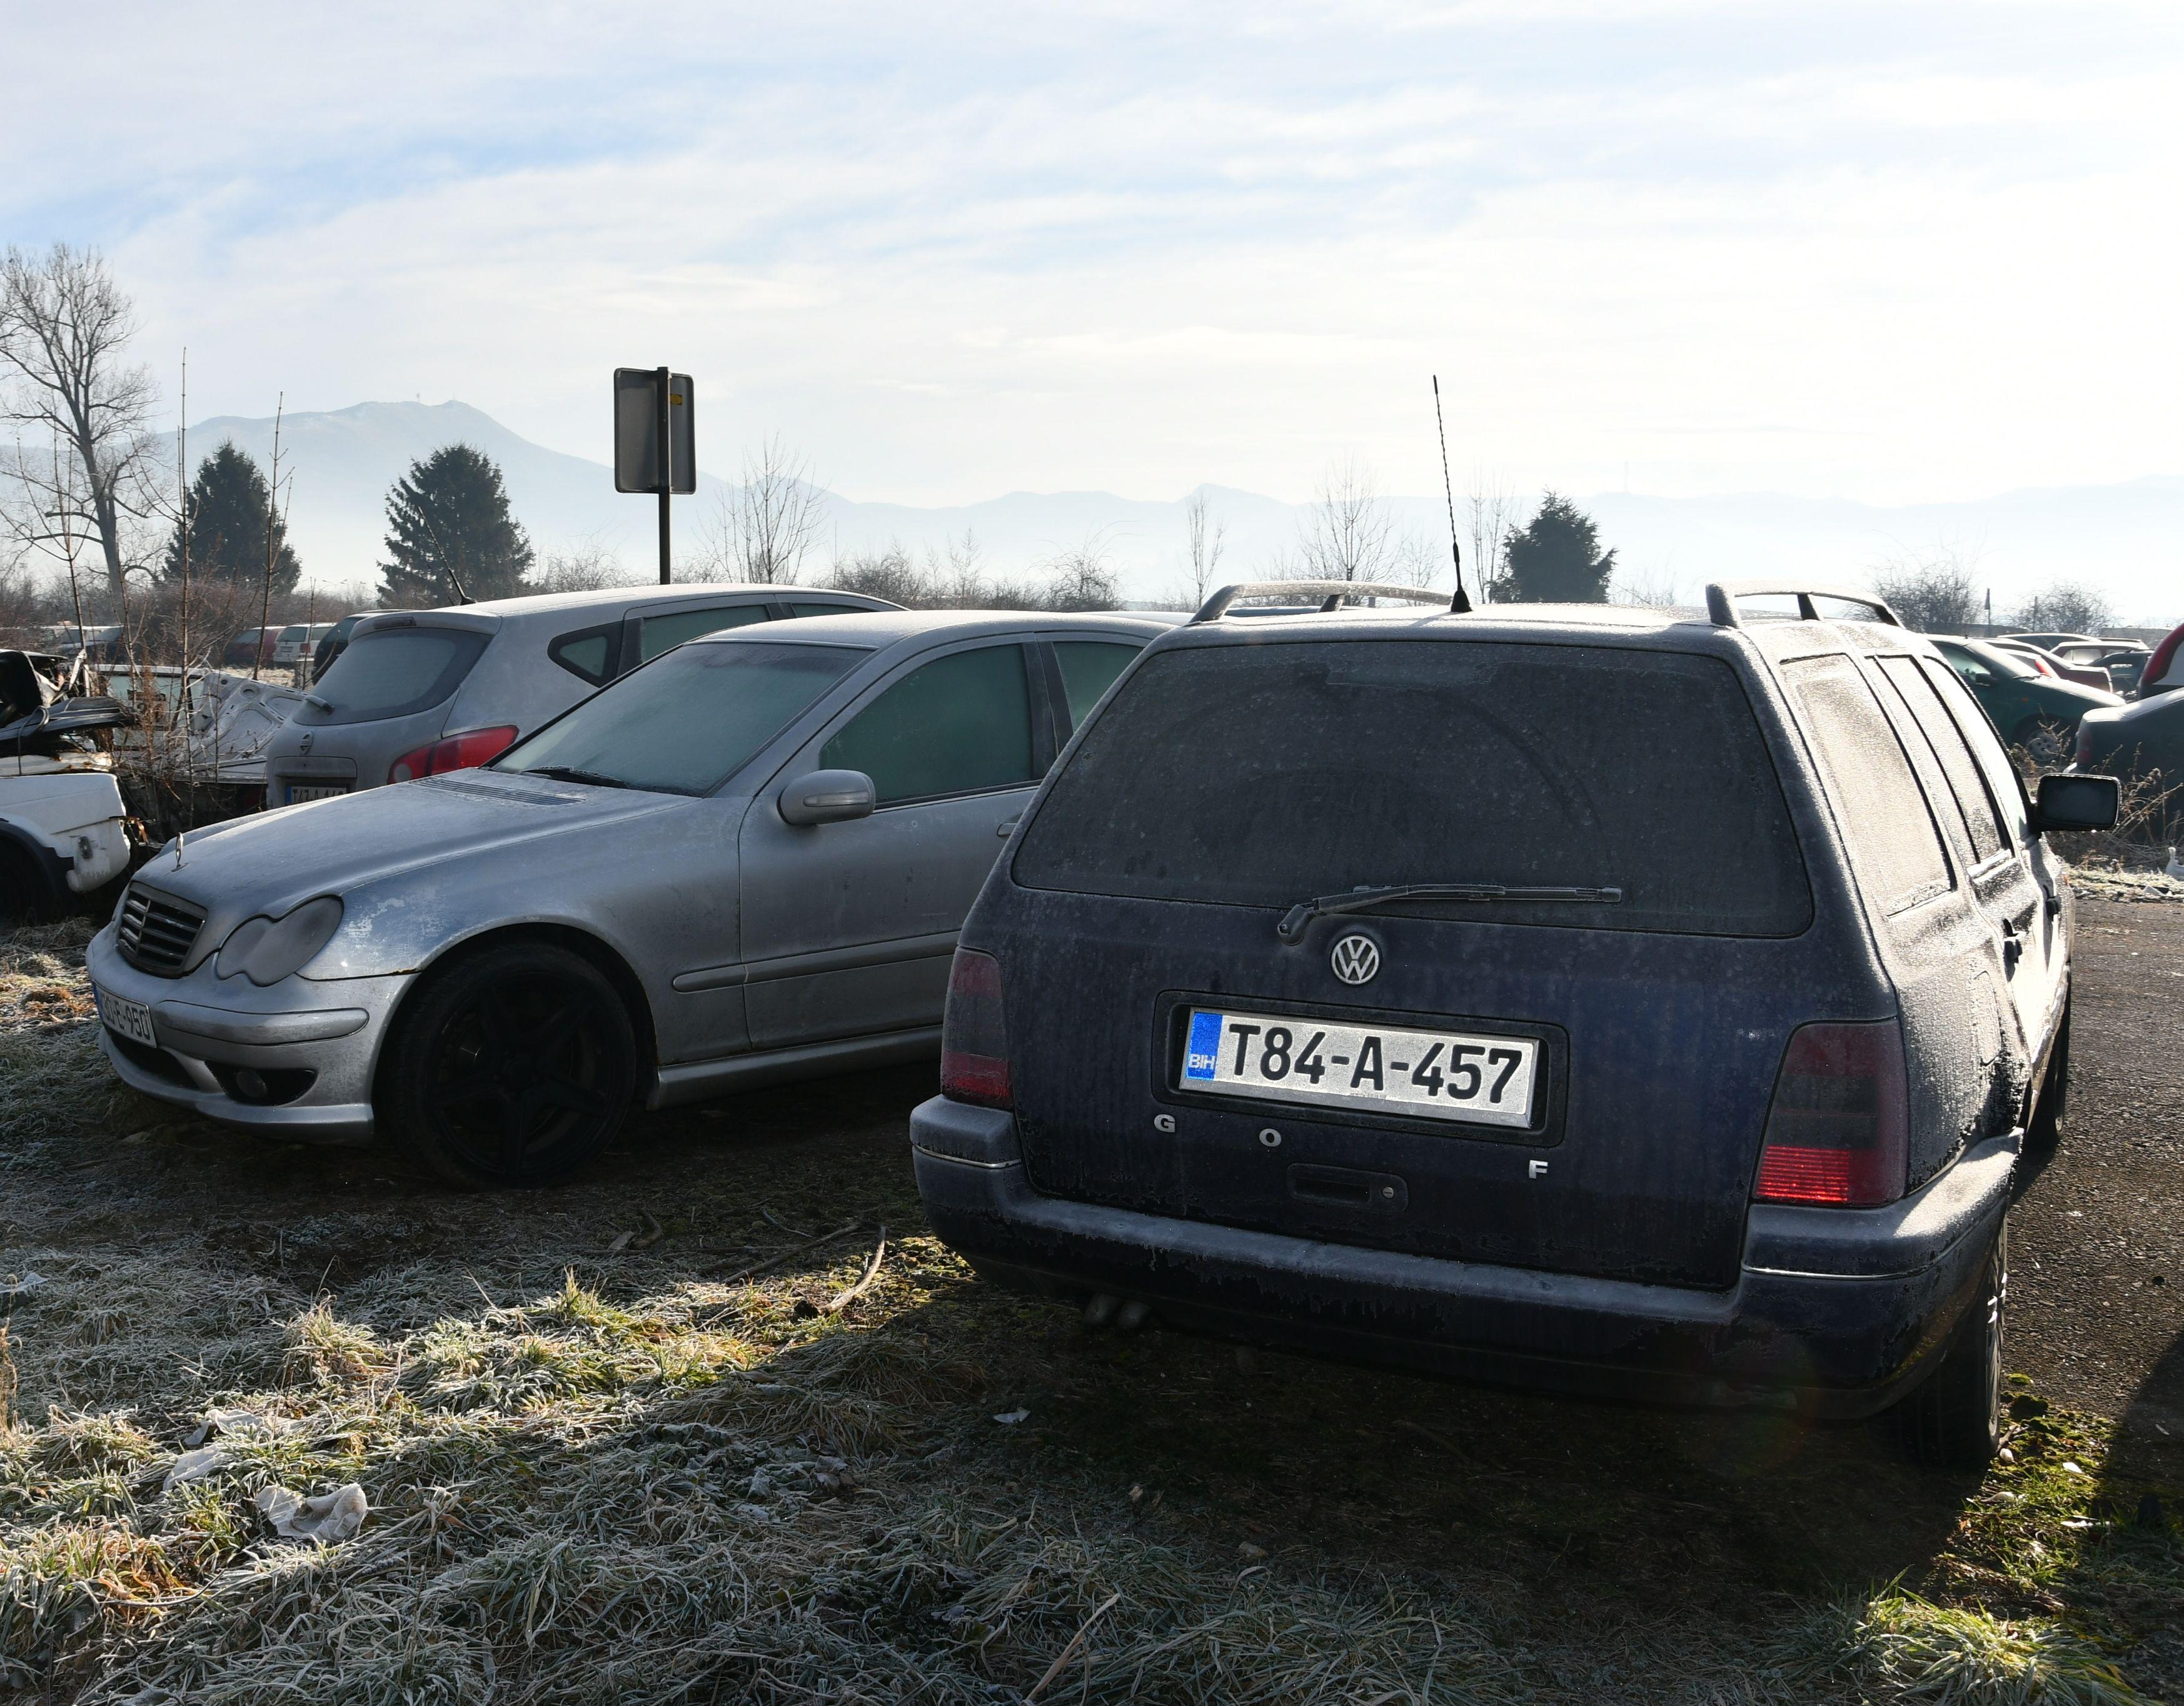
xmin=2033 ymin=772 xmax=2119 ymax=833
xmin=778 ymin=768 xmax=875 ymax=827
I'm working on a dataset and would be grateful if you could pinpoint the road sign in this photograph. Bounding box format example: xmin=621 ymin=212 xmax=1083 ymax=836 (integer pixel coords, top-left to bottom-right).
xmin=615 ymin=366 xmax=695 ymax=583
xmin=613 ymin=368 xmax=695 ymax=494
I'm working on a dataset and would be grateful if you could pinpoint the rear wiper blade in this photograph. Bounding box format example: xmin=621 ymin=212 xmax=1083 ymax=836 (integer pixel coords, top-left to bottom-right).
xmin=1277 ymin=882 xmax=1623 ymax=943
xmin=520 ymin=765 xmax=629 ymax=789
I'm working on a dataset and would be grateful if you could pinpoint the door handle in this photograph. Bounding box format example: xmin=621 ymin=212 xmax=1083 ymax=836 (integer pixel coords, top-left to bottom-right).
xmin=2000 ymin=918 xmax=2023 ymax=973
xmin=2042 ymin=887 xmax=2061 ymax=920
xmin=997 ymin=814 xmax=1022 ymax=839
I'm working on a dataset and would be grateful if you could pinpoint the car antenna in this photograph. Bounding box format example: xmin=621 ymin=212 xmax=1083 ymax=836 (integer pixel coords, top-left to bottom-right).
xmin=1433 ymin=375 xmax=1472 ymax=613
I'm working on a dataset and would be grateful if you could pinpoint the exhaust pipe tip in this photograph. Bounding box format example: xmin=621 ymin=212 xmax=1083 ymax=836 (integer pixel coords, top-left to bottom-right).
xmin=1115 ymin=1299 xmax=1149 ymax=1332
xmin=1082 ymin=1293 xmax=1118 ymax=1329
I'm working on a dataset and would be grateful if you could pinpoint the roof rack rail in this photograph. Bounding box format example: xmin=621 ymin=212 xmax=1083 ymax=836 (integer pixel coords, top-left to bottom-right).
xmin=1704 ymin=580 xmax=1903 ymax=630
xmin=1190 ymin=581 xmax=1454 ymax=625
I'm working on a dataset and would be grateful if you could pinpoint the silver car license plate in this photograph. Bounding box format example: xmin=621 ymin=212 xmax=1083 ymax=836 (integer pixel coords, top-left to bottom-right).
xmin=94 ymin=984 xmax=158 ymax=1049
xmin=1179 ymin=1007 xmax=1538 ymax=1128
xmin=288 ymin=784 xmax=348 ymax=804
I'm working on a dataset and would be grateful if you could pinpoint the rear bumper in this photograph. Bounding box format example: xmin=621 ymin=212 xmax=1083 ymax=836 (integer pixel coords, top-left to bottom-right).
xmin=911 ymin=1098 xmax=2016 ymax=1420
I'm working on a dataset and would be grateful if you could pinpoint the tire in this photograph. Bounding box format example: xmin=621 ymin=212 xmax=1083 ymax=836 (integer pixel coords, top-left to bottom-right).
xmin=2025 ymin=1002 xmax=2070 ymax=1154
xmin=2011 ymin=715 xmax=2073 ymax=769
xmin=1890 ymin=1221 xmax=2006 ymax=1470
xmin=0 ymin=839 xmax=62 ymax=923
xmin=380 ymin=941 xmax=638 ymax=1188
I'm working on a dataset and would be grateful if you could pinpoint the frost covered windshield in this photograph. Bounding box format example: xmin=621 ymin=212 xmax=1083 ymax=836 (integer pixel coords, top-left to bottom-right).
xmin=496 ymin=639 xmax=869 ymax=795
xmin=1014 ymin=638 xmax=1813 ymax=936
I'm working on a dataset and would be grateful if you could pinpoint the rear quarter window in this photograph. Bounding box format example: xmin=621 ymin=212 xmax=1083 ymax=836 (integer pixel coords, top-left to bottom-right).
xmin=1014 ymin=638 xmax=1813 ymax=936
xmin=1785 ymin=656 xmax=1953 ymax=915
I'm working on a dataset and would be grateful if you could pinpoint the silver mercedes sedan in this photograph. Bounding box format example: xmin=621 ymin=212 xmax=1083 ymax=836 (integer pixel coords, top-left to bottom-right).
xmin=86 ymin=610 xmax=1169 ymax=1185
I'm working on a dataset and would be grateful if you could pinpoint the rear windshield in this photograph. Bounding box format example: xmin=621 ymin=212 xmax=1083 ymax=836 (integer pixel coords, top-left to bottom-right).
xmin=1014 ymin=638 xmax=1812 ymax=936
xmin=304 ymin=626 xmax=489 ymax=725
xmin=496 ymin=638 xmax=868 ymax=796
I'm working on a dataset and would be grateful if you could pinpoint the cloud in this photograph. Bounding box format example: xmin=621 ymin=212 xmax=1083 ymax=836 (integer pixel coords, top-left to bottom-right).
xmin=4 ymin=0 xmax=2178 ymax=510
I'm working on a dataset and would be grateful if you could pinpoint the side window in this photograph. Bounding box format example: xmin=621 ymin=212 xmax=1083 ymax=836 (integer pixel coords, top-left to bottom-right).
xmin=822 ymin=645 xmax=1035 ymax=805
xmin=1918 ymin=658 xmax=2031 ymax=845
xmin=787 ymin=602 xmax=869 ymax=618
xmin=1875 ymin=657 xmax=2005 ymax=863
xmin=1936 ymin=644 xmax=1996 ymax=688
xmin=547 ymin=622 xmax=619 ymax=686
xmin=1786 ymin=656 xmax=1953 ymax=916
xmin=1054 ymin=640 xmax=1144 ymax=732
xmin=638 ymin=604 xmax=767 ymax=662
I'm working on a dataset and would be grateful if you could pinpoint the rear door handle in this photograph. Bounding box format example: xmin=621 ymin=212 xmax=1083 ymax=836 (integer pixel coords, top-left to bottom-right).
xmin=2000 ymin=919 xmax=2023 ymax=972
xmin=997 ymin=814 xmax=1022 ymax=839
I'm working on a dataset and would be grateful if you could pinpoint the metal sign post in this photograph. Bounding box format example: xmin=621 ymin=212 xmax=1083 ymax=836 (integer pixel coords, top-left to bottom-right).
xmin=613 ymin=368 xmax=695 ymax=584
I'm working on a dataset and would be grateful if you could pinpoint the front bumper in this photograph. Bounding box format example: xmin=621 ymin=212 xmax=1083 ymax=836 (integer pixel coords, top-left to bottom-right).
xmin=912 ymin=1098 xmax=2016 ymax=1420
xmin=85 ymin=924 xmax=412 ymax=1144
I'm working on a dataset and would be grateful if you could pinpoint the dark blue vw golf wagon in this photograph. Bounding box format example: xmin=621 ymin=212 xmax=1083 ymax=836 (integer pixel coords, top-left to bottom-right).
xmin=911 ymin=580 xmax=2119 ymax=1465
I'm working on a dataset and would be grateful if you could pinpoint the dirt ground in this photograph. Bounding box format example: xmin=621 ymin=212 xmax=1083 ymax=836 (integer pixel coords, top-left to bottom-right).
xmin=0 ymin=891 xmax=2178 ymax=1701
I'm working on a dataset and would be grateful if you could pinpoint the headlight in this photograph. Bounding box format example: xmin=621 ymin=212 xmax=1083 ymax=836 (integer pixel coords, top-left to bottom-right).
xmin=215 ymin=897 xmax=345 ymax=986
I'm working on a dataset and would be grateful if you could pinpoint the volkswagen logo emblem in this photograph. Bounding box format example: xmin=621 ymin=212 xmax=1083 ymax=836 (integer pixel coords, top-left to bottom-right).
xmin=1330 ymin=934 xmax=1380 ymax=985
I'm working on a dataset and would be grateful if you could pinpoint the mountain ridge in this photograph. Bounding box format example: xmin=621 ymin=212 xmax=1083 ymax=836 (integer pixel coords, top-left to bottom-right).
xmin=172 ymin=400 xmax=2183 ymax=620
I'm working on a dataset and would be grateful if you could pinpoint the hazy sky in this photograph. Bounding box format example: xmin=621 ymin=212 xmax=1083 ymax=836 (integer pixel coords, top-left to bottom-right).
xmin=7 ymin=1 xmax=2180 ymax=507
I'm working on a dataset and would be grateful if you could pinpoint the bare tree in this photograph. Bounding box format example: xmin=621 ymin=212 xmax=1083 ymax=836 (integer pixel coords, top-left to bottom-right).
xmin=2010 ymin=580 xmax=2115 ymax=635
xmin=703 ymin=436 xmax=827 ymax=585
xmin=535 ymin=535 xmax=636 ymax=593
xmin=1609 ymin=561 xmax=1683 ymax=607
xmin=1293 ymin=455 xmax=1392 ymax=583
xmin=1182 ymin=490 xmax=1226 ymax=608
xmin=1043 ymin=532 xmax=1120 ymax=611
xmin=1466 ymin=472 xmax=1524 ymax=607
xmin=1871 ymin=548 xmax=1983 ymax=633
xmin=1391 ymin=531 xmax=1440 ymax=588
xmin=0 ymin=245 xmax=158 ymax=613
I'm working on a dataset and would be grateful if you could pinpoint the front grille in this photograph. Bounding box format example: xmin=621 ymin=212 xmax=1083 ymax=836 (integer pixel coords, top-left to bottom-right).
xmin=116 ymin=884 xmax=206 ymax=976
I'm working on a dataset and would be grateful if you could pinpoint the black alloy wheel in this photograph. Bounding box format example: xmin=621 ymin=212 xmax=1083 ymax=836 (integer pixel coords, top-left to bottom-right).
xmin=383 ymin=942 xmax=638 ymax=1188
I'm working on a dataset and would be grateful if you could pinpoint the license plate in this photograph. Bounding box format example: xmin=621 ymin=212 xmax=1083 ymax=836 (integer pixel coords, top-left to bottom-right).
xmin=93 ymin=985 xmax=158 ymax=1049
xmin=288 ymin=784 xmax=348 ymax=804
xmin=1179 ymin=1007 xmax=1539 ymax=1128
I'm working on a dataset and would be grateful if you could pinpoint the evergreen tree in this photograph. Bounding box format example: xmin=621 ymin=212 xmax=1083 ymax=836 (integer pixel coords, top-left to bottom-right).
xmin=1492 ymin=492 xmax=1616 ymax=603
xmin=159 ymin=440 xmax=300 ymax=592
xmin=378 ymin=443 xmax=533 ymax=607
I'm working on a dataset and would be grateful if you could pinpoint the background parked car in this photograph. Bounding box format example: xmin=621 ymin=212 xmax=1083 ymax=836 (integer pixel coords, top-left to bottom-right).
xmin=222 ymin=628 xmax=279 ymax=669
xmin=311 ymin=612 xmax=372 ymax=679
xmin=87 ymin=609 xmax=1170 ymax=1187
xmin=2075 ymin=691 xmax=2184 ymax=832
xmin=258 ymin=583 xmax=900 ymax=809
xmin=2137 ymin=620 xmax=2184 ymax=699
xmin=273 ymin=623 xmax=340 ymax=669
xmin=1929 ymin=636 xmax=2120 ymax=759
xmin=2054 ymin=640 xmax=2150 ymax=697
xmin=1990 ymin=638 xmax=2111 ymax=692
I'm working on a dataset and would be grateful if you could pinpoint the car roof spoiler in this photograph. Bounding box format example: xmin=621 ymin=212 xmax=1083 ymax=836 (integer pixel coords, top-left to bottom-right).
xmin=1704 ymin=581 xmax=1904 ymax=630
xmin=1190 ymin=582 xmax=1456 ymax=625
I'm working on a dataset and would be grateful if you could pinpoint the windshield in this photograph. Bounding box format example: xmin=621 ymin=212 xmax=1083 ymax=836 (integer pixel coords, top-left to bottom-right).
xmin=1014 ymin=638 xmax=1812 ymax=937
xmin=496 ymin=639 xmax=870 ymax=795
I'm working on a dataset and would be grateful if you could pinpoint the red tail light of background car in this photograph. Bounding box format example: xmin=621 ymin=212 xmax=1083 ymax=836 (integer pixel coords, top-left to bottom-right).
xmin=387 ymin=725 xmax=518 ymax=783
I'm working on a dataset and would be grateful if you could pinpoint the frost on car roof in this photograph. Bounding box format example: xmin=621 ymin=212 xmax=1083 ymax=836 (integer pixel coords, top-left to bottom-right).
xmin=697 ymin=609 xmax=1176 ymax=647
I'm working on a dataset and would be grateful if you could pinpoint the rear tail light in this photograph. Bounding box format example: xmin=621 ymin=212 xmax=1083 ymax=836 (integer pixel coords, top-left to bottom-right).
xmin=387 ymin=725 xmax=518 ymax=783
xmin=939 ymin=949 xmax=1012 ymax=1108
xmin=2073 ymin=724 xmax=2093 ymax=766
xmin=1753 ymin=1020 xmax=1908 ymax=1206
